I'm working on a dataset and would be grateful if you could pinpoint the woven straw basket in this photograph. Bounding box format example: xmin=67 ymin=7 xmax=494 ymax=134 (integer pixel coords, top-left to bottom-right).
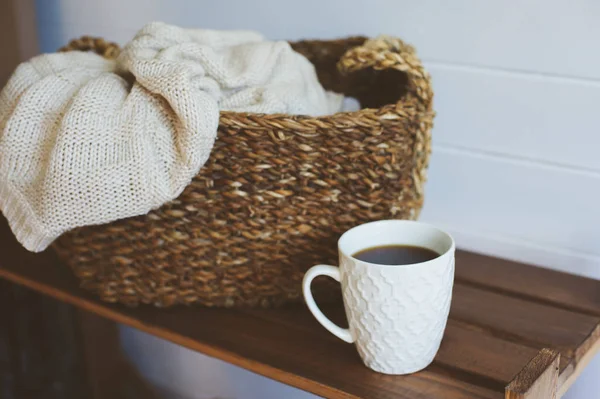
xmin=52 ymin=35 xmax=434 ymax=307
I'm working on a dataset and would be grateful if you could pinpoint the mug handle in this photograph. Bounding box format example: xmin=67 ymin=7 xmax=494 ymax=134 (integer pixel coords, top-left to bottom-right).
xmin=302 ymin=265 xmax=354 ymax=343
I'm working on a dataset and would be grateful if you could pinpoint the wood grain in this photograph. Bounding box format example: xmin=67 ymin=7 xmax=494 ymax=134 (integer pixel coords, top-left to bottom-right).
xmin=246 ymin=304 xmax=540 ymax=390
xmin=1 ymin=219 xmax=599 ymax=398
xmin=0 ymin=272 xmax=503 ymax=399
xmin=455 ymin=251 xmax=600 ymax=317
xmin=451 ymin=284 xmax=599 ymax=368
xmin=0 ymin=221 xmax=499 ymax=398
xmin=505 ymin=348 xmax=559 ymax=399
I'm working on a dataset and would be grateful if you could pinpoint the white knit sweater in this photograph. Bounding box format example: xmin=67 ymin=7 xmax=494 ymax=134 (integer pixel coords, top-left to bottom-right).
xmin=0 ymin=22 xmax=342 ymax=252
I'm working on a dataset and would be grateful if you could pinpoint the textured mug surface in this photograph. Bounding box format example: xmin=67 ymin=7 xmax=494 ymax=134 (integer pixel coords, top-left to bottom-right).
xmin=303 ymin=220 xmax=455 ymax=375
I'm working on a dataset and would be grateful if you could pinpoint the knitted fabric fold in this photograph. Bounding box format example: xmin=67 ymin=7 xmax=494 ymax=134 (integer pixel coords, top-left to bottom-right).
xmin=0 ymin=22 xmax=342 ymax=252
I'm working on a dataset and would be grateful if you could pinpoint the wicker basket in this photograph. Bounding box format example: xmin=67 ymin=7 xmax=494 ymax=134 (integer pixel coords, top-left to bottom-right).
xmin=52 ymin=35 xmax=434 ymax=307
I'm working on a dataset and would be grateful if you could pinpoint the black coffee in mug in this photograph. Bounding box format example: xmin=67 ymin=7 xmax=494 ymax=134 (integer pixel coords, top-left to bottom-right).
xmin=352 ymin=245 xmax=439 ymax=265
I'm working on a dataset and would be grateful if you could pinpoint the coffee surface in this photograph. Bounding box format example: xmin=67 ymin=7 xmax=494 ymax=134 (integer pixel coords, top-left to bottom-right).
xmin=352 ymin=245 xmax=439 ymax=265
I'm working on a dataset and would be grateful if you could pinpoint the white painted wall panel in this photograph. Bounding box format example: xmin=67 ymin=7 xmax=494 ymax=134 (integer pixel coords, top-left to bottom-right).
xmin=36 ymin=0 xmax=600 ymax=79
xmin=421 ymin=147 xmax=600 ymax=259
xmin=430 ymin=64 xmax=600 ymax=171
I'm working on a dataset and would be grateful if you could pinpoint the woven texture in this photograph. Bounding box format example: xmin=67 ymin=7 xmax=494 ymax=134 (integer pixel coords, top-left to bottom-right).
xmin=53 ymin=35 xmax=435 ymax=308
xmin=0 ymin=22 xmax=340 ymax=252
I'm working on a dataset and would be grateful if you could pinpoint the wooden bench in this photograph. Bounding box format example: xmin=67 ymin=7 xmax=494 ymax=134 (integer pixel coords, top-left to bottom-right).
xmin=1 ymin=220 xmax=599 ymax=398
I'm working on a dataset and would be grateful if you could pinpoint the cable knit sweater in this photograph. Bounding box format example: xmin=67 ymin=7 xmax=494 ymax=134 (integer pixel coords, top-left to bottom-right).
xmin=0 ymin=22 xmax=342 ymax=252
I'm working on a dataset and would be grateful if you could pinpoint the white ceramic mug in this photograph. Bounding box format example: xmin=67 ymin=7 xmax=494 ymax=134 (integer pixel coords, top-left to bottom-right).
xmin=302 ymin=220 xmax=455 ymax=375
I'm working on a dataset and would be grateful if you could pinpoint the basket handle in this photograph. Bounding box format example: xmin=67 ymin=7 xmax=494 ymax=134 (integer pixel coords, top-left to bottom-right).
xmin=337 ymin=36 xmax=433 ymax=111
xmin=59 ymin=36 xmax=121 ymax=59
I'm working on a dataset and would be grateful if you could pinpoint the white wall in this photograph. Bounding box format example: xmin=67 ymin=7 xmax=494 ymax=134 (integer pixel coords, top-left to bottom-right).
xmin=34 ymin=0 xmax=600 ymax=398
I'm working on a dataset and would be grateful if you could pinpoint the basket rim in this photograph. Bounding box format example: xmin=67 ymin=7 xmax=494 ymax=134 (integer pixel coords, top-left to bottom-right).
xmin=216 ymin=103 xmax=426 ymax=132
xmin=59 ymin=34 xmax=433 ymax=130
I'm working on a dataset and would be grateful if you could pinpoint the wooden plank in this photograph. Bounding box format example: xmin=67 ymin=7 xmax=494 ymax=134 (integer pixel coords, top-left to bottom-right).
xmin=246 ymin=304 xmax=540 ymax=390
xmin=0 ymin=221 xmax=503 ymax=399
xmin=505 ymin=349 xmax=559 ymax=399
xmin=455 ymin=251 xmax=600 ymax=317
xmin=451 ymin=284 xmax=599 ymax=366
xmin=0 ymin=266 xmax=502 ymax=399
xmin=427 ymin=322 xmax=536 ymax=390
xmin=2 ymin=218 xmax=599 ymax=398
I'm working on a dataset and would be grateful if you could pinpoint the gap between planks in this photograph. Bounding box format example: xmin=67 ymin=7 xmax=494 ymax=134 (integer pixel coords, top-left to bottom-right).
xmin=449 ymin=282 xmax=598 ymax=369
xmin=2 ymin=225 xmax=599 ymax=399
xmin=245 ymin=304 xmax=538 ymax=393
xmin=450 ymin=282 xmax=599 ymax=372
xmin=455 ymin=278 xmax=600 ymax=319
xmin=0 ymin=266 xmax=504 ymax=399
xmin=447 ymin=318 xmax=572 ymax=373
xmin=454 ymin=251 xmax=600 ymax=318
xmin=1 ymin=257 xmax=595 ymax=398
